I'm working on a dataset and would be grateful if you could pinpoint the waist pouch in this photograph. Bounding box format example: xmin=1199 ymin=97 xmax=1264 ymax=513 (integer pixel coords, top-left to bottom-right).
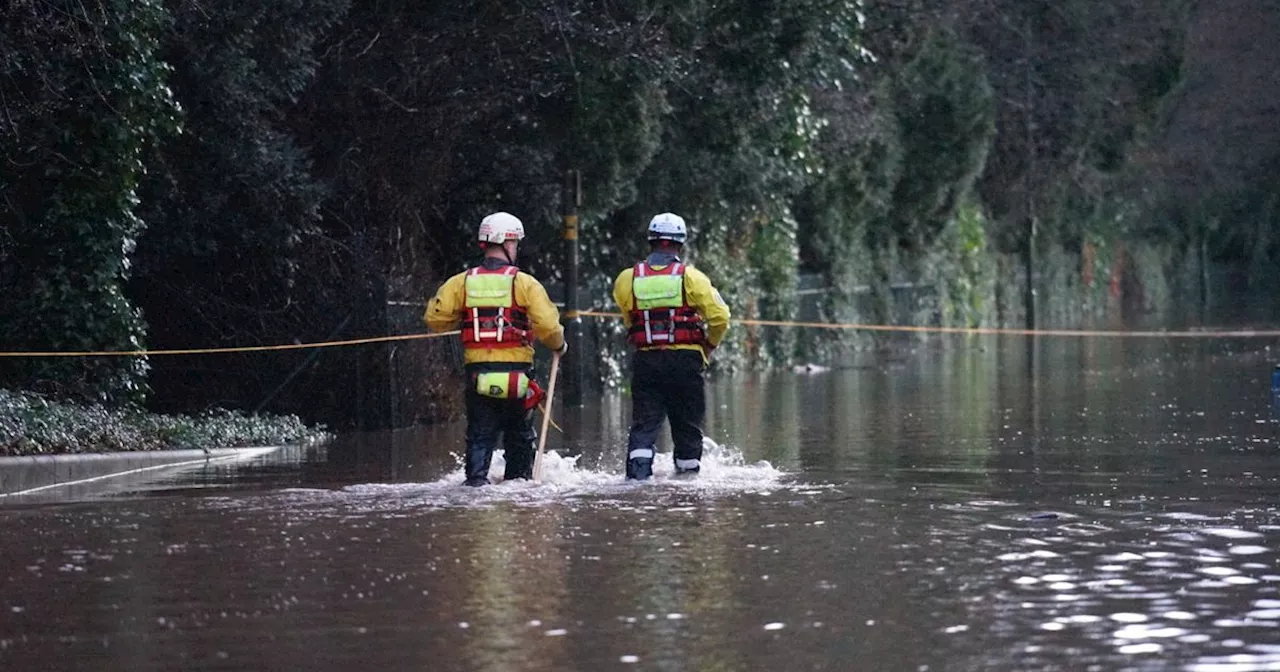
xmin=474 ymin=371 xmax=531 ymax=400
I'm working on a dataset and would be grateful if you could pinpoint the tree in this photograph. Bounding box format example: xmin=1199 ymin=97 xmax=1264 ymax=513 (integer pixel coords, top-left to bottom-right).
xmin=0 ymin=0 xmax=178 ymax=403
xmin=129 ymin=0 xmax=347 ymax=415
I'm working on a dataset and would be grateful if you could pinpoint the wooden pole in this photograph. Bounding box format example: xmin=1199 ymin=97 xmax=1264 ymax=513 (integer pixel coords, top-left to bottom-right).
xmin=532 ymin=352 xmax=561 ymax=482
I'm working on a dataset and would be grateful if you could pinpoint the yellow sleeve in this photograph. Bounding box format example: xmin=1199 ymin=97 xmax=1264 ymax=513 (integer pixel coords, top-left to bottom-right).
xmin=517 ymin=273 xmax=565 ymax=351
xmin=684 ymin=267 xmax=731 ymax=347
xmin=612 ymin=269 xmax=635 ymax=328
xmin=424 ymin=273 xmax=466 ymax=333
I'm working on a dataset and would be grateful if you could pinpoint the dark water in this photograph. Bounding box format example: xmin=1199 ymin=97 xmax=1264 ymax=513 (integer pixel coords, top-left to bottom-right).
xmin=4 ymin=337 xmax=1280 ymax=671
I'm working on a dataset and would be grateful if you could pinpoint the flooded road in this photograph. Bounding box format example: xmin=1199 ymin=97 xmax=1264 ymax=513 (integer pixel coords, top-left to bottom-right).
xmin=4 ymin=336 xmax=1280 ymax=671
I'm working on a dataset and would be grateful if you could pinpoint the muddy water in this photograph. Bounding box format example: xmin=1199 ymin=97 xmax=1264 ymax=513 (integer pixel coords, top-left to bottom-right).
xmin=3 ymin=337 xmax=1280 ymax=671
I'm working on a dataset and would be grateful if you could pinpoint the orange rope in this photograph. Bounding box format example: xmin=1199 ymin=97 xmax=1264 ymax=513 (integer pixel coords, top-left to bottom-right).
xmin=4 ymin=309 xmax=1280 ymax=359
xmin=0 ymin=331 xmax=461 ymax=357
xmin=576 ymin=311 xmax=1280 ymax=339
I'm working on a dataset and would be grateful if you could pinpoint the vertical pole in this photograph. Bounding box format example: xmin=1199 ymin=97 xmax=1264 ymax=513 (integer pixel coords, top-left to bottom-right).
xmin=563 ymin=169 xmax=584 ymax=406
xmin=386 ymin=299 xmax=397 ymax=430
xmin=1022 ymin=16 xmax=1038 ymax=333
xmin=1024 ymin=215 xmax=1037 ymax=331
xmin=388 ymin=344 xmax=398 ymax=429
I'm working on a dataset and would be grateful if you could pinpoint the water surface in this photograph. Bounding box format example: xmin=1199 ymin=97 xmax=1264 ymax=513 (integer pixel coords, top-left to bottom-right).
xmin=3 ymin=336 xmax=1280 ymax=671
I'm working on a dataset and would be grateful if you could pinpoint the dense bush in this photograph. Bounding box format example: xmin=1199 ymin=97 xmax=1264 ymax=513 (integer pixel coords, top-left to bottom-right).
xmin=0 ymin=389 xmax=325 ymax=456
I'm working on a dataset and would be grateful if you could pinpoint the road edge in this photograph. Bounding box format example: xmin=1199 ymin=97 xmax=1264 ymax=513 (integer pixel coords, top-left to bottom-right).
xmin=0 ymin=447 xmax=284 ymax=498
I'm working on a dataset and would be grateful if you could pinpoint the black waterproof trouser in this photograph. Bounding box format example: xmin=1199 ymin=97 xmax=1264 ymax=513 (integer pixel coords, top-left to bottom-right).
xmin=464 ymin=363 xmax=537 ymax=485
xmin=625 ymin=348 xmax=706 ymax=480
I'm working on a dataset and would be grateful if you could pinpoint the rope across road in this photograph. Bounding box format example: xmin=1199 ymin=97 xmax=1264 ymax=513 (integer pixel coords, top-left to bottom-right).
xmin=574 ymin=311 xmax=1280 ymax=339
xmin=2 ymin=313 xmax=1280 ymax=358
xmin=0 ymin=331 xmax=461 ymax=357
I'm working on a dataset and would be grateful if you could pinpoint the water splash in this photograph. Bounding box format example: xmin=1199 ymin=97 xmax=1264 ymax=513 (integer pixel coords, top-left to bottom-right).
xmin=297 ymin=437 xmax=788 ymax=510
xmin=483 ymin=436 xmax=781 ymax=489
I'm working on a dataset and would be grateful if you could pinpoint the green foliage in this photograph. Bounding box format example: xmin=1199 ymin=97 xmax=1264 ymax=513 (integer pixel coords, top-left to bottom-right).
xmin=797 ymin=84 xmax=901 ymax=332
xmin=137 ymin=0 xmax=347 ymax=281
xmin=889 ymin=31 xmax=995 ymax=248
xmin=126 ymin=0 xmax=349 ymax=418
xmin=587 ymin=0 xmax=867 ymax=367
xmin=794 ymin=25 xmax=993 ymax=348
xmin=0 ymin=388 xmax=324 ymax=456
xmin=0 ymin=0 xmax=179 ymax=404
xmin=931 ymin=201 xmax=994 ymax=328
xmin=969 ymin=0 xmax=1192 ymax=248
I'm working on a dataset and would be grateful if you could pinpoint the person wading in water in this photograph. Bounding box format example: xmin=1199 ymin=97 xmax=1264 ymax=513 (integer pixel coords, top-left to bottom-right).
xmin=611 ymin=212 xmax=730 ymax=480
xmin=425 ymin=212 xmax=566 ymax=486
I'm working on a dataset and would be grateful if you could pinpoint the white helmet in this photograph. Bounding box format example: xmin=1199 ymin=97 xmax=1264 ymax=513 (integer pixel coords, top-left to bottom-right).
xmin=647 ymin=212 xmax=687 ymax=243
xmin=477 ymin=212 xmax=525 ymax=244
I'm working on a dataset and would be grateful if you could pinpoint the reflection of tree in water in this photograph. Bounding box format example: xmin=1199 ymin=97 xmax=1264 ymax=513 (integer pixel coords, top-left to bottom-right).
xmin=556 ymin=505 xmax=748 ymax=671
xmin=447 ymin=506 xmax=570 ymax=670
xmin=706 ymin=372 xmax=802 ymax=469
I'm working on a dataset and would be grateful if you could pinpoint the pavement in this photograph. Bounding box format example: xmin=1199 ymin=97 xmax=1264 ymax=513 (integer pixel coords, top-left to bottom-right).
xmin=0 ymin=447 xmax=283 ymax=499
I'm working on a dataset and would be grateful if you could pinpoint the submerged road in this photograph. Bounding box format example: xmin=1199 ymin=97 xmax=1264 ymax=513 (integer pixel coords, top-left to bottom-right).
xmin=3 ymin=337 xmax=1280 ymax=671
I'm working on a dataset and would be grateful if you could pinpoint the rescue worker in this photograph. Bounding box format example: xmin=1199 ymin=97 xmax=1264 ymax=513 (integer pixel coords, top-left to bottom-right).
xmin=425 ymin=212 xmax=566 ymax=487
xmin=612 ymin=212 xmax=730 ymax=480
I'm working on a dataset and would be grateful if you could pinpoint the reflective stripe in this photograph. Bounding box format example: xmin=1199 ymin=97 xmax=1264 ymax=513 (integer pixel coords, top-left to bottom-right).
xmin=628 ymin=448 xmax=654 ymax=460
xmin=675 ymin=458 xmax=700 ymax=470
xmin=470 ymin=268 xmax=481 ymax=342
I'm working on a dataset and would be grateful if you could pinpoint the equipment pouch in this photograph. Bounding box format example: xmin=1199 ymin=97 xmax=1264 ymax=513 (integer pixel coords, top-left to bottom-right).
xmin=475 ymin=371 xmax=531 ymax=400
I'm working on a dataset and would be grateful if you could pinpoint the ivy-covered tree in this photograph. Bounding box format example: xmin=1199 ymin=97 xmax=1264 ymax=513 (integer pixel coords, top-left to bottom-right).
xmin=888 ymin=31 xmax=995 ymax=250
xmin=596 ymin=0 xmax=867 ymax=365
xmin=797 ymin=3 xmax=993 ymax=332
xmin=0 ymin=0 xmax=178 ymax=403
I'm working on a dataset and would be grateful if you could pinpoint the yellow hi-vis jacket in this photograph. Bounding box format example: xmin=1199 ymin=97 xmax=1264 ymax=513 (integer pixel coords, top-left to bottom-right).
xmin=612 ymin=260 xmax=730 ymax=364
xmin=424 ymin=262 xmax=565 ymax=365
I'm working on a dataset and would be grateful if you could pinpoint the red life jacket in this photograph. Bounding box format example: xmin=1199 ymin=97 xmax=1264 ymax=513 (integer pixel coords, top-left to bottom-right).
xmin=627 ymin=262 xmax=708 ymax=347
xmin=460 ymin=265 xmax=531 ymax=349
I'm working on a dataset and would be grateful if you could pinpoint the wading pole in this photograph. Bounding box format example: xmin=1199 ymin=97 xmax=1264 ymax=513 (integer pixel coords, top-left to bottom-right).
xmin=532 ymin=352 xmax=561 ymax=482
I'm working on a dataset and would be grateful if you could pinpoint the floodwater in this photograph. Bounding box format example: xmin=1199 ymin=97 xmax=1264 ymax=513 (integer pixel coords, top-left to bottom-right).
xmin=4 ymin=336 xmax=1280 ymax=671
